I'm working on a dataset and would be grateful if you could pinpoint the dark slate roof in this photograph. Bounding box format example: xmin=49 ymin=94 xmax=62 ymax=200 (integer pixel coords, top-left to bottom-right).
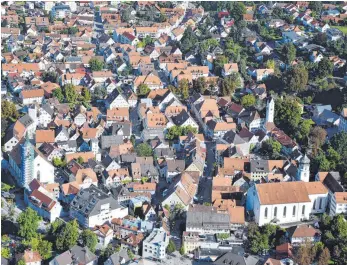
xmin=186 ymin=205 xmax=230 ymax=230
xmin=250 ymin=160 xmax=269 ymax=173
xmin=19 ymin=114 xmax=34 ymax=128
xmin=108 ymin=249 xmax=129 ymax=265
xmin=223 ymin=130 xmax=246 ymax=145
xmin=323 ymin=172 xmax=344 ymax=193
xmin=101 ymin=135 xmax=124 ymax=149
xmin=41 ymin=104 xmax=54 ymax=116
xmin=171 ymin=110 xmax=190 ymax=126
xmin=70 ymin=245 xmax=97 ymax=264
xmin=213 ymin=252 xmax=260 ymax=265
xmin=70 ymin=185 xmax=121 ymax=217
xmin=111 ymin=121 xmax=131 ymax=136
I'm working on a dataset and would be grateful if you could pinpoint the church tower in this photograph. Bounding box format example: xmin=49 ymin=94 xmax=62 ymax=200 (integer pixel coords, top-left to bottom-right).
xmin=20 ymin=134 xmax=34 ymax=188
xmin=297 ymin=154 xmax=310 ymax=182
xmin=265 ymin=97 xmax=275 ymax=123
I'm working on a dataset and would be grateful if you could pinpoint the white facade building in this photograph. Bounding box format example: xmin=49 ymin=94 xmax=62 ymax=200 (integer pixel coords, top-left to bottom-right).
xmin=246 ymin=181 xmax=328 ymax=226
xmin=329 ymin=192 xmax=347 ymax=216
xmin=142 ymin=228 xmax=169 ymax=261
xmin=70 ymin=185 xmax=128 ymax=228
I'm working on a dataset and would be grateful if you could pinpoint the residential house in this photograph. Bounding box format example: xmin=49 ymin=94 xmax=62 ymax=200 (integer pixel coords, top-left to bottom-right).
xmin=70 ymin=184 xmax=128 ymax=228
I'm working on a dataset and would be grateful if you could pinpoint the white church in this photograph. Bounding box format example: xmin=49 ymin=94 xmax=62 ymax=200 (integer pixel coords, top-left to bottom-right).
xmin=246 ymin=181 xmax=328 ymax=226
xmin=245 ymin=97 xmax=328 ymax=226
xmin=8 ymin=136 xmax=55 ymax=188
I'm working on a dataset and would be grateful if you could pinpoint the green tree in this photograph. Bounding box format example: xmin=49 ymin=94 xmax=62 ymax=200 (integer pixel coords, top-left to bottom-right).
xmin=285 ymin=64 xmax=308 ymax=92
xmin=224 ymin=40 xmax=242 ymax=62
xmin=98 ymin=244 xmax=117 ymax=264
xmin=317 ymin=57 xmax=334 ymax=79
xmin=127 ymin=249 xmax=135 ymax=259
xmin=166 ymin=125 xmax=197 ymax=140
xmin=42 ymin=71 xmax=59 ymax=83
xmin=17 ymin=208 xmax=41 ymax=240
xmin=193 ymin=77 xmax=207 ymax=94
xmin=81 ymin=229 xmax=98 ymax=253
xmin=1 ymin=100 xmax=19 ymax=120
xmin=166 ymin=239 xmax=176 ymax=254
xmin=93 ymin=86 xmax=107 ymax=100
xmin=296 ymin=119 xmax=314 ymax=141
xmin=177 ymin=79 xmax=189 ymax=100
xmin=309 ymin=2 xmax=323 ymax=15
xmin=282 ymin=43 xmax=296 ymax=66
xmin=275 ymin=97 xmax=301 ymax=136
xmin=52 ymin=157 xmax=66 ymax=167
xmin=229 ymin=2 xmax=246 ymax=22
xmin=214 ymin=55 xmax=229 ymax=76
xmin=81 ymin=87 xmax=91 ymax=102
xmin=68 ymin=26 xmax=79 ymax=35
xmin=265 ymin=59 xmax=275 ymax=70
xmin=220 ymin=73 xmax=241 ymax=96
xmin=56 ymin=220 xmax=79 ymax=251
xmin=330 ymin=132 xmax=347 ymax=170
xmin=77 ymin=156 xmax=84 ymax=164
xmin=312 ymin=151 xmax=330 ymax=172
xmin=89 ymin=58 xmax=104 ymax=71
xmin=326 ymin=146 xmax=341 ymax=170
xmin=17 ymin=260 xmax=25 ymax=265
xmin=180 ymin=26 xmax=198 ymax=54
xmin=24 ymin=235 xmax=53 ymax=260
xmin=136 ymin=143 xmax=153 ymax=157
xmin=259 ymin=139 xmax=281 ymax=159
xmin=137 ymin=84 xmax=151 ymax=96
xmin=64 ymin=84 xmax=78 ymax=104
xmin=241 ymin=94 xmax=256 ymax=108
xmin=1 ymin=247 xmax=10 ymax=259
xmin=179 ymin=246 xmax=185 ymax=255
xmin=53 ymin=88 xmax=64 ymax=103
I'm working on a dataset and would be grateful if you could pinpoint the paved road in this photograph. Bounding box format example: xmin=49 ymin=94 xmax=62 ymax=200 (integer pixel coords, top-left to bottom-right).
xmin=196 ymin=141 xmax=215 ymax=204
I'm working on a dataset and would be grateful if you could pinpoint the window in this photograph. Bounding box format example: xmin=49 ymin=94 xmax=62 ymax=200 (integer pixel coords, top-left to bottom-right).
xmin=274 ymin=207 xmax=277 ymax=217
xmin=313 ymin=200 xmax=316 ymax=210
xmin=283 ymin=206 xmax=287 ymax=217
xmin=302 ymin=205 xmax=305 ymax=216
xmin=293 ymin=206 xmax=296 ymax=216
xmin=264 ymin=207 xmax=268 ymax=218
xmin=319 ymin=198 xmax=323 ymax=209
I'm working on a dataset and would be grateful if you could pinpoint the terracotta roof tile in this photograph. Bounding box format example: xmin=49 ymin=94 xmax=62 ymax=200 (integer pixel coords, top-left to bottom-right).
xmin=36 ymin=130 xmax=55 ymax=143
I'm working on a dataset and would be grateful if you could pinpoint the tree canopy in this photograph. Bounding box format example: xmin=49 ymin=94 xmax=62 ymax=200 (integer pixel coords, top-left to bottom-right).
xmin=89 ymin=58 xmax=104 ymax=71
xmin=317 ymin=57 xmax=334 ymax=79
xmin=241 ymin=94 xmax=256 ymax=108
xmin=1 ymin=100 xmax=19 ymax=121
xmin=284 ymin=64 xmax=308 ymax=93
xmin=180 ymin=26 xmax=198 ymax=54
xmin=136 ymin=143 xmax=153 ymax=157
xmin=17 ymin=208 xmax=41 ymax=240
xmin=137 ymin=84 xmax=151 ymax=96
xmin=220 ymin=73 xmax=241 ymax=96
xmin=166 ymin=125 xmax=198 ymax=140
xmin=80 ymin=229 xmax=98 ymax=253
xmin=166 ymin=239 xmax=176 ymax=254
xmin=275 ymin=97 xmax=301 ymax=137
xmin=56 ymin=220 xmax=79 ymax=251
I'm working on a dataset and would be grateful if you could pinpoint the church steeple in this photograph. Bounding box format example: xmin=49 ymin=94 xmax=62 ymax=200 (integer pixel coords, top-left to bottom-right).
xmin=21 ymin=134 xmax=34 ymax=188
xmin=297 ymin=154 xmax=310 ymax=182
xmin=265 ymin=97 xmax=275 ymax=123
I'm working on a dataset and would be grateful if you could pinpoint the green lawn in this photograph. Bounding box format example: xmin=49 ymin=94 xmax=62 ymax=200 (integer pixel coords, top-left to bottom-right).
xmin=331 ymin=26 xmax=347 ymax=34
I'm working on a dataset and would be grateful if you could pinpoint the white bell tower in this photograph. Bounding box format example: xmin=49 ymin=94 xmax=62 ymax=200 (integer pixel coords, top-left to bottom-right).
xmin=297 ymin=154 xmax=310 ymax=182
xmin=265 ymin=97 xmax=275 ymax=123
